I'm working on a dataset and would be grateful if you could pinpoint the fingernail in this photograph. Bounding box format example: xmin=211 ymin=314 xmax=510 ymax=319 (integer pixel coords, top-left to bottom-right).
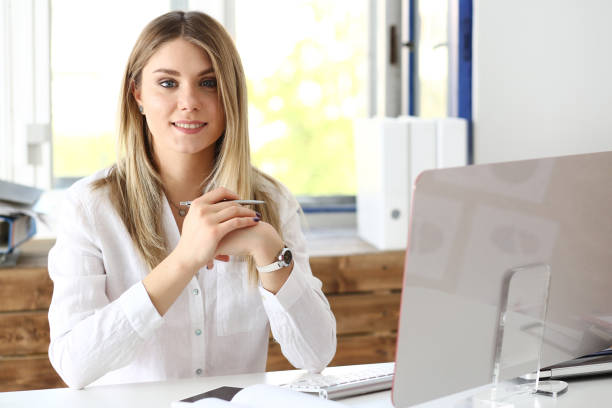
xmin=253 ymin=217 xmax=260 ymax=222
xmin=255 ymin=212 xmax=261 ymax=218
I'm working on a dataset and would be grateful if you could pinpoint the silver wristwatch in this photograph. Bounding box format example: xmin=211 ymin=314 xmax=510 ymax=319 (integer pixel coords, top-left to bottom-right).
xmin=256 ymin=246 xmax=293 ymax=273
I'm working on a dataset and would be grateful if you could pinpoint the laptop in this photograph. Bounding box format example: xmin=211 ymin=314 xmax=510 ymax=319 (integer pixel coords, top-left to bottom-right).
xmin=528 ymin=350 xmax=612 ymax=380
xmin=392 ymin=151 xmax=612 ymax=407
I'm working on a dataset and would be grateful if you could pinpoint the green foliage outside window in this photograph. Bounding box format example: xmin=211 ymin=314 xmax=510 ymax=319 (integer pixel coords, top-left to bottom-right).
xmin=246 ymin=3 xmax=365 ymax=196
xmin=248 ymin=38 xmax=362 ymax=196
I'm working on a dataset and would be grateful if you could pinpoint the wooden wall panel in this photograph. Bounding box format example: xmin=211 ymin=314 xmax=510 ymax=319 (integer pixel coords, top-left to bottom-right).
xmin=266 ymin=333 xmax=397 ymax=372
xmin=0 ymin=269 xmax=53 ymax=312
xmin=329 ymin=293 xmax=401 ymax=335
xmin=0 ymin=355 xmax=66 ymax=392
xmin=0 ymin=312 xmax=50 ymax=355
xmin=311 ymin=251 xmax=404 ymax=294
xmin=328 ymin=334 xmax=397 ymax=366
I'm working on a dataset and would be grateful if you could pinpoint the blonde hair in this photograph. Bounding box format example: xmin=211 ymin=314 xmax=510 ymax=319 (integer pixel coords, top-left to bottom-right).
xmin=93 ymin=11 xmax=281 ymax=281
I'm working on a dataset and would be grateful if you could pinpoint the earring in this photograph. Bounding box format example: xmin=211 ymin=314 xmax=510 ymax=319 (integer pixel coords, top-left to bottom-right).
xmin=138 ymin=105 xmax=144 ymax=114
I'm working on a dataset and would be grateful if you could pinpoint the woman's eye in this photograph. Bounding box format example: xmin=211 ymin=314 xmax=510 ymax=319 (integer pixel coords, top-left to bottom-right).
xmin=200 ymin=78 xmax=217 ymax=88
xmin=159 ymin=79 xmax=177 ymax=88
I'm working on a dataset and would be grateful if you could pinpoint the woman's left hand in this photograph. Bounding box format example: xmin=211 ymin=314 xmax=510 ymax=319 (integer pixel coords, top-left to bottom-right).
xmin=213 ymin=221 xmax=292 ymax=293
xmin=213 ymin=221 xmax=282 ymax=265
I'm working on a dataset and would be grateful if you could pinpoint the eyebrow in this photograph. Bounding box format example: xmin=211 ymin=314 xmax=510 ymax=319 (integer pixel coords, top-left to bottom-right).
xmin=151 ymin=67 xmax=215 ymax=76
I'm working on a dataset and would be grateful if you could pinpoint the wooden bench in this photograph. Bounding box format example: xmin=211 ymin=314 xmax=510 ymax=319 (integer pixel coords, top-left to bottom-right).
xmin=0 ymin=240 xmax=403 ymax=391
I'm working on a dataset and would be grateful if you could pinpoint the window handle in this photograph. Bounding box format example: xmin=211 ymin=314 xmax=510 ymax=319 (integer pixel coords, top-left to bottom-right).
xmin=391 ymin=26 xmax=414 ymax=65
xmin=390 ymin=25 xmax=398 ymax=64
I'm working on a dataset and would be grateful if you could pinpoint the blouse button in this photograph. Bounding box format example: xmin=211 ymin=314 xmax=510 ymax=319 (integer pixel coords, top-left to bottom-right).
xmin=195 ymin=329 xmax=202 ymax=336
xmin=195 ymin=368 xmax=203 ymax=375
xmin=193 ymin=288 xmax=199 ymax=295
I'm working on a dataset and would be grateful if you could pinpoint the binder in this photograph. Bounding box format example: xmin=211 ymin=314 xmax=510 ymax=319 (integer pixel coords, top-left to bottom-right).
xmin=0 ymin=213 xmax=37 ymax=255
xmin=354 ymin=117 xmax=436 ymax=250
xmin=0 ymin=179 xmax=42 ymax=206
xmin=435 ymin=117 xmax=468 ymax=168
xmin=354 ymin=117 xmax=467 ymax=250
xmin=0 ymin=179 xmax=42 ymax=260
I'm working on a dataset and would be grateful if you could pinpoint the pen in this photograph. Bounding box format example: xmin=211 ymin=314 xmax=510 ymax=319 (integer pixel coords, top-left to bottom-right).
xmin=179 ymin=199 xmax=265 ymax=206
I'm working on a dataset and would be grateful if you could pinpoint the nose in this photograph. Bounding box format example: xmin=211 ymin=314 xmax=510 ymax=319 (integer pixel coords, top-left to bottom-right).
xmin=178 ymin=84 xmax=201 ymax=112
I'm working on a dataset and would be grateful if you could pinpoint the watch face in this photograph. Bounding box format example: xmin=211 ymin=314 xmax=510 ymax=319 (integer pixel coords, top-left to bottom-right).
xmin=282 ymin=248 xmax=292 ymax=265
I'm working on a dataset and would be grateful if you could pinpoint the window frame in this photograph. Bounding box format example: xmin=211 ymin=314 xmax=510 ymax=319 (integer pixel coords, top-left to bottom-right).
xmin=0 ymin=0 xmax=52 ymax=190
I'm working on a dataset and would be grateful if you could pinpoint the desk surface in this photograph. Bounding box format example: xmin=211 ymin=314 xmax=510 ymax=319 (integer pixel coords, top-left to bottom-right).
xmin=1 ymin=363 xmax=611 ymax=408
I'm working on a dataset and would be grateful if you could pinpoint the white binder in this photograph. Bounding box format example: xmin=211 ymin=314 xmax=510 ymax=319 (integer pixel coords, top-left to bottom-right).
xmin=436 ymin=117 xmax=468 ymax=168
xmin=354 ymin=117 xmax=439 ymax=250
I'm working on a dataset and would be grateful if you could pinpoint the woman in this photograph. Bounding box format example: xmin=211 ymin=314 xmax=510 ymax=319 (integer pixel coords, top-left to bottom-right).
xmin=47 ymin=10 xmax=336 ymax=389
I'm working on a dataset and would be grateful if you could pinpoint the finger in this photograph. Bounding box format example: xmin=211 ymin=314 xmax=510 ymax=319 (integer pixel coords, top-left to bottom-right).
xmin=209 ymin=200 xmax=244 ymax=213
xmin=195 ymin=187 xmax=239 ymax=206
xmin=209 ymin=201 xmax=262 ymax=216
xmin=215 ymin=255 xmax=230 ymax=262
xmin=214 ymin=205 xmax=258 ymax=224
xmin=185 ymin=200 xmax=239 ymax=221
xmin=216 ymin=215 xmax=260 ymax=239
xmin=206 ymin=260 xmax=214 ymax=270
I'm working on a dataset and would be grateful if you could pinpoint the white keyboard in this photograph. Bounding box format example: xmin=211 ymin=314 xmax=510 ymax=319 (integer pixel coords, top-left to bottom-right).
xmin=284 ymin=363 xmax=394 ymax=400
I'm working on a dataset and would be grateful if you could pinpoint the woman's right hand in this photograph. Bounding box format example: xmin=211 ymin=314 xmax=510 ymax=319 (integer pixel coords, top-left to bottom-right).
xmin=172 ymin=187 xmax=260 ymax=274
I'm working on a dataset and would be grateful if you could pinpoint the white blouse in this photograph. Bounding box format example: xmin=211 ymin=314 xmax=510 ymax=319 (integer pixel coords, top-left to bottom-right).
xmin=47 ymin=169 xmax=337 ymax=389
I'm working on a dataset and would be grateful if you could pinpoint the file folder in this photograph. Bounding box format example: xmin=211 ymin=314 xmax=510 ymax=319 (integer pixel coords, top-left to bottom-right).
xmin=0 ymin=213 xmax=37 ymax=255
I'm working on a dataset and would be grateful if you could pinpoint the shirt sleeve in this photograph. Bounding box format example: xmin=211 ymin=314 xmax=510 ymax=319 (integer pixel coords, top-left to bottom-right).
xmin=47 ymin=185 xmax=164 ymax=389
xmin=258 ymin=189 xmax=337 ymax=372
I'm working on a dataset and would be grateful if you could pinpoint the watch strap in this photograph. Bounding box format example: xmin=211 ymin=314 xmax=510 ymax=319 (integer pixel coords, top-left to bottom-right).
xmin=256 ymin=246 xmax=292 ymax=274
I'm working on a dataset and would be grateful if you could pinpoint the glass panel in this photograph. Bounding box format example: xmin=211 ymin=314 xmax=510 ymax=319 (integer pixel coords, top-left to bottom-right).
xmin=234 ymin=0 xmax=368 ymax=196
xmin=416 ymin=0 xmax=448 ymax=118
xmin=469 ymin=263 xmax=551 ymax=407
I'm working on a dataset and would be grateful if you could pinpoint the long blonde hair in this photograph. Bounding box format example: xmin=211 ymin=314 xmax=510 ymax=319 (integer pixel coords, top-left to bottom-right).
xmin=93 ymin=11 xmax=281 ymax=281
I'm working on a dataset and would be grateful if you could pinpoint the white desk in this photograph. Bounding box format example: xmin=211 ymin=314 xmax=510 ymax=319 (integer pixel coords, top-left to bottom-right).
xmin=1 ymin=363 xmax=611 ymax=408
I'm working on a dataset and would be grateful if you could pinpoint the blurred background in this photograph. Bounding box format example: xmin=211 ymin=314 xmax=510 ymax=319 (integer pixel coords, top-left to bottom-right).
xmin=2 ymin=0 xmax=454 ymax=198
xmin=2 ymin=0 xmax=612 ymax=214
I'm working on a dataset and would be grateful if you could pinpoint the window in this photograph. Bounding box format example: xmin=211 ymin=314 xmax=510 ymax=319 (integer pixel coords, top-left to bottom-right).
xmin=414 ymin=0 xmax=449 ymax=118
xmin=234 ymin=0 xmax=368 ymax=196
xmin=50 ymin=0 xmax=171 ymax=186
xmin=1 ymin=0 xmax=52 ymax=188
xmin=1 ymin=0 xmax=471 ymax=239
xmin=48 ymin=1 xmax=467 ymax=193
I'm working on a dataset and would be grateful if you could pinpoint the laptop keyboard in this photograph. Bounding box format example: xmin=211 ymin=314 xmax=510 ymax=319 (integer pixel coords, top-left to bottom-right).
xmin=283 ymin=362 xmax=394 ymax=400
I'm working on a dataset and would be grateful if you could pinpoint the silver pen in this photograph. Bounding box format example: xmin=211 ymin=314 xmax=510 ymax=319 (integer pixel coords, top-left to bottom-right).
xmin=179 ymin=199 xmax=265 ymax=206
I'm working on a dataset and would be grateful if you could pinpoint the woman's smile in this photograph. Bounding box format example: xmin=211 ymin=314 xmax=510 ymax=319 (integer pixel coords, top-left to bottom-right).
xmin=172 ymin=120 xmax=207 ymax=134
